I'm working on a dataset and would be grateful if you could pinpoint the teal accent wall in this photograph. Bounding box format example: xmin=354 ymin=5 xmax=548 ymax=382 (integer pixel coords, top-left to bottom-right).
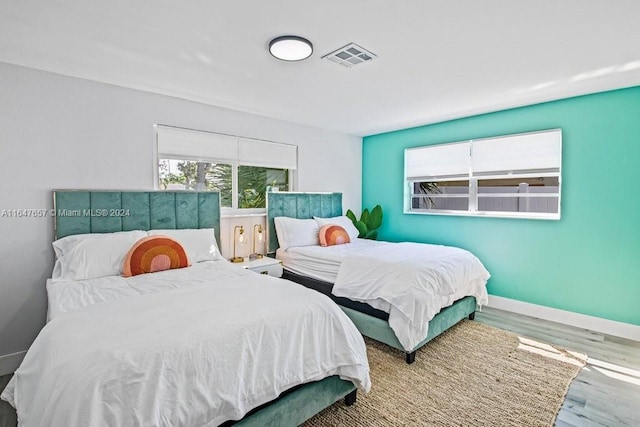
xmin=362 ymin=87 xmax=640 ymax=326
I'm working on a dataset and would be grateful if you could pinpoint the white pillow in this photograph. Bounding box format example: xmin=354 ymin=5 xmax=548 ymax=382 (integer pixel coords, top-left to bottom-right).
xmin=147 ymin=228 xmax=220 ymax=263
xmin=313 ymin=216 xmax=360 ymax=240
xmin=52 ymin=230 xmax=147 ymax=281
xmin=274 ymin=217 xmax=319 ymax=250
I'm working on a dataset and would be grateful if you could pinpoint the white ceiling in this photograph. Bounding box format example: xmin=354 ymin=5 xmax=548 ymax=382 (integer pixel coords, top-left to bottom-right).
xmin=1 ymin=1 xmax=639 ymax=136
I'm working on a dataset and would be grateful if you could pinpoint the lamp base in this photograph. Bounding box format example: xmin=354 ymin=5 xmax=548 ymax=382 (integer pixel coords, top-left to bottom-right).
xmin=230 ymin=257 xmax=244 ymax=263
xmin=249 ymin=253 xmax=264 ymax=261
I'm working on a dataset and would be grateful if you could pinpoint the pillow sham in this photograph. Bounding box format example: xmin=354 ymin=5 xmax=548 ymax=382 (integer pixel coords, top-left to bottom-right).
xmin=52 ymin=230 xmax=147 ymax=281
xmin=318 ymin=224 xmax=351 ymax=247
xmin=313 ymin=216 xmax=359 ymax=240
xmin=274 ymin=217 xmax=319 ymax=250
xmin=123 ymin=236 xmax=190 ymax=277
xmin=147 ymin=228 xmax=220 ymax=262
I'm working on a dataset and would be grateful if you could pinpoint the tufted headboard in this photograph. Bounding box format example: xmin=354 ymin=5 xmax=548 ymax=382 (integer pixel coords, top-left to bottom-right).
xmin=266 ymin=192 xmax=342 ymax=254
xmin=53 ymin=190 xmax=221 ymax=244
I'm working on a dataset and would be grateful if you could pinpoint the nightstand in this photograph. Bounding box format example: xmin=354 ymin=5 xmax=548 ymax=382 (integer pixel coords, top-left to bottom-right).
xmin=240 ymin=257 xmax=283 ymax=278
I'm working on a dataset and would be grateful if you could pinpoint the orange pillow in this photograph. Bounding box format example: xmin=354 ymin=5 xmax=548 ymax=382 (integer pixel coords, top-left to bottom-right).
xmin=123 ymin=236 xmax=190 ymax=277
xmin=318 ymin=224 xmax=351 ymax=247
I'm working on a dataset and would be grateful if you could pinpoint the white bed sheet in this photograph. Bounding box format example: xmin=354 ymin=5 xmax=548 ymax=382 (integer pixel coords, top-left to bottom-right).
xmin=277 ymin=238 xmax=389 ymax=283
xmin=277 ymin=240 xmax=490 ymax=352
xmin=2 ymin=261 xmax=370 ymax=427
xmin=45 ymin=258 xmax=262 ymax=321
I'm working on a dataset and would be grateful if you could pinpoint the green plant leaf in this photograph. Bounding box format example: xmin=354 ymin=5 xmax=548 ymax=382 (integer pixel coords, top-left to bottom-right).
xmin=360 ymin=208 xmax=369 ymax=226
xmin=346 ymin=209 xmax=357 ymax=225
xmin=365 ymin=230 xmax=378 ymax=240
xmin=367 ymin=205 xmax=383 ymax=230
xmin=354 ymin=220 xmax=368 ymax=237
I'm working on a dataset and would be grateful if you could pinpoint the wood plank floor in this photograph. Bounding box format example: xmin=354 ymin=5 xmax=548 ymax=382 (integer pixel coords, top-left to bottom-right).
xmin=0 ymin=375 xmax=16 ymax=427
xmin=1 ymin=307 xmax=638 ymax=426
xmin=475 ymin=307 xmax=640 ymax=427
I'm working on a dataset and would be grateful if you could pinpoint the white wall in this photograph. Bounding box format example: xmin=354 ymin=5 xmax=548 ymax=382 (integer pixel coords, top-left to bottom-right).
xmin=0 ymin=62 xmax=362 ymax=374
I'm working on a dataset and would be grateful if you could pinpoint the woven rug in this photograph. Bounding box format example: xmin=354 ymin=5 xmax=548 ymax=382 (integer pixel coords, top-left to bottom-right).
xmin=305 ymin=320 xmax=586 ymax=427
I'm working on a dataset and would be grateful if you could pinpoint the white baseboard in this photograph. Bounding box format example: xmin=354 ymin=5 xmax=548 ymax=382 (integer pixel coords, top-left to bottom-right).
xmin=0 ymin=351 xmax=26 ymax=377
xmin=488 ymin=295 xmax=640 ymax=342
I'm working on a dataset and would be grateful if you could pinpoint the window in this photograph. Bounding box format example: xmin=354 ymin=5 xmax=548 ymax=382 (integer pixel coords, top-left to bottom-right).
xmin=405 ymin=129 xmax=562 ymax=219
xmin=156 ymin=125 xmax=296 ymax=211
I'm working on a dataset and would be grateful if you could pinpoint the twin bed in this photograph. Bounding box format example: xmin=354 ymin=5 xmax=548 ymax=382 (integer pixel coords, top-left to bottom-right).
xmin=267 ymin=192 xmax=490 ymax=364
xmin=1 ymin=191 xmax=370 ymax=426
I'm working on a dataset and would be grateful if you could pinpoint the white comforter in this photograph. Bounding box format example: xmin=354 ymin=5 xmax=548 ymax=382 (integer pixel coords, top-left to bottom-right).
xmin=333 ymin=242 xmax=490 ymax=352
xmin=1 ymin=261 xmax=370 ymax=427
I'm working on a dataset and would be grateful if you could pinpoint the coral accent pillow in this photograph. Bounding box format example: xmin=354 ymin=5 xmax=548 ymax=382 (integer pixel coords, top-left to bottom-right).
xmin=123 ymin=236 xmax=190 ymax=277
xmin=318 ymin=225 xmax=351 ymax=247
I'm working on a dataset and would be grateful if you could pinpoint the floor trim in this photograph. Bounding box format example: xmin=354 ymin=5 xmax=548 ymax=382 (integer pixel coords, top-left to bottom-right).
xmin=488 ymin=295 xmax=640 ymax=341
xmin=0 ymin=351 xmax=26 ymax=377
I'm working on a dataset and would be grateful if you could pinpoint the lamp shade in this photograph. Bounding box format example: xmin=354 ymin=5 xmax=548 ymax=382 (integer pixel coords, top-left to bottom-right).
xmin=269 ymin=36 xmax=313 ymax=61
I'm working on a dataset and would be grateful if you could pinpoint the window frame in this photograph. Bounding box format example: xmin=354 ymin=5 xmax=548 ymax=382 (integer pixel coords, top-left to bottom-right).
xmin=154 ymin=125 xmax=297 ymax=215
xmin=404 ymin=129 xmax=562 ymax=220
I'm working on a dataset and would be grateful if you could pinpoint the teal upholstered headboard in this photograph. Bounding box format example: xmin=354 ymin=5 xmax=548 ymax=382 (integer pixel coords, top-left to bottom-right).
xmin=266 ymin=192 xmax=342 ymax=254
xmin=53 ymin=191 xmax=221 ymax=244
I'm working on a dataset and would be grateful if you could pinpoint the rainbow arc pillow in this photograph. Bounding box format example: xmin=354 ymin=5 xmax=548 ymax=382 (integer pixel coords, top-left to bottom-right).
xmin=123 ymin=236 xmax=190 ymax=277
xmin=318 ymin=224 xmax=351 ymax=247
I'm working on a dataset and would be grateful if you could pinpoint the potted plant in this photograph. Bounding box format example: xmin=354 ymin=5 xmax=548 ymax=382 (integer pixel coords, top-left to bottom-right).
xmin=346 ymin=205 xmax=383 ymax=240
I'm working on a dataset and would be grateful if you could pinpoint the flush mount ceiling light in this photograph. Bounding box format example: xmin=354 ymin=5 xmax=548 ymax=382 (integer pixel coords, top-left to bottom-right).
xmin=269 ymin=36 xmax=313 ymax=61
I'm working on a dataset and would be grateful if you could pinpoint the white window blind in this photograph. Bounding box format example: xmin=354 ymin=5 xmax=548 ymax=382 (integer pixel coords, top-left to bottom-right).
xmin=471 ymin=129 xmax=561 ymax=177
xmin=238 ymin=138 xmax=297 ymax=169
xmin=157 ymin=125 xmax=297 ymax=169
xmin=405 ymin=141 xmax=470 ymax=181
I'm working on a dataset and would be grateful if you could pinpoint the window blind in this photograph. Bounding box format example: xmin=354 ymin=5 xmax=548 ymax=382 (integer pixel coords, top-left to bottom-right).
xmin=237 ymin=138 xmax=297 ymax=169
xmin=157 ymin=125 xmax=297 ymax=170
xmin=405 ymin=141 xmax=470 ymax=181
xmin=471 ymin=129 xmax=561 ymax=177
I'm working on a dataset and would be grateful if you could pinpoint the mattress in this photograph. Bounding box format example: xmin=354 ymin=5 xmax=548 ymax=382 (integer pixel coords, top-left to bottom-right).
xmin=276 ymin=238 xmax=389 ymax=283
xmin=282 ymin=269 xmax=390 ymax=321
xmin=277 ymin=238 xmax=486 ymax=307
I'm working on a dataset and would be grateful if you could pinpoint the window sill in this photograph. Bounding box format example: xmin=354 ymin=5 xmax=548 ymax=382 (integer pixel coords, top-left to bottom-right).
xmin=221 ymin=208 xmax=266 ymax=218
xmin=404 ymin=209 xmax=560 ymax=221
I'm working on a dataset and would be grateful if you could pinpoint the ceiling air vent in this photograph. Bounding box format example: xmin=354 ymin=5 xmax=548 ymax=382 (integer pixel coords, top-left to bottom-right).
xmin=322 ymin=43 xmax=376 ymax=68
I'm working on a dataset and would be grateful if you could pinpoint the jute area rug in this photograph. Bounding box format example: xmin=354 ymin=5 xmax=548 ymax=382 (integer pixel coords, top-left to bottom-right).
xmin=305 ymin=320 xmax=586 ymax=427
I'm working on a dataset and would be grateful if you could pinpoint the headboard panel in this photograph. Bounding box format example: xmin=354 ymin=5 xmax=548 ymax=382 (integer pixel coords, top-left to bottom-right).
xmin=266 ymin=192 xmax=342 ymax=253
xmin=54 ymin=190 xmax=221 ymax=244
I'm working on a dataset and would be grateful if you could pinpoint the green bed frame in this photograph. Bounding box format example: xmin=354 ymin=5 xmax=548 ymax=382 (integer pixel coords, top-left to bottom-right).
xmin=53 ymin=190 xmax=357 ymax=426
xmin=266 ymin=191 xmax=477 ymax=364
